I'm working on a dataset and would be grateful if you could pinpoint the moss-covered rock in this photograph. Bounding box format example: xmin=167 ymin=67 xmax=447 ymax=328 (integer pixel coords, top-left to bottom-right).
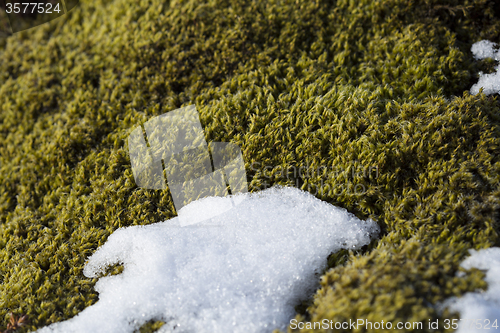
xmin=0 ymin=0 xmax=499 ymax=332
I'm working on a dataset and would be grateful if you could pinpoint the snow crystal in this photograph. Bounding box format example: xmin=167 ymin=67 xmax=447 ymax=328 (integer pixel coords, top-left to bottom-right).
xmin=471 ymin=40 xmax=500 ymax=95
xmin=36 ymin=186 xmax=379 ymax=333
xmin=442 ymin=247 xmax=500 ymax=333
xmin=471 ymin=40 xmax=499 ymax=60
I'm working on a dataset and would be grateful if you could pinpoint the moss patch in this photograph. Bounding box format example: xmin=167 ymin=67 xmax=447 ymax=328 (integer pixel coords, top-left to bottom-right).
xmin=0 ymin=0 xmax=500 ymax=332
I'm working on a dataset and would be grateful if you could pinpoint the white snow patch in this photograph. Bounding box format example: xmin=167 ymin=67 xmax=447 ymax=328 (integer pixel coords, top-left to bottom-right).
xmin=442 ymin=247 xmax=500 ymax=332
xmin=471 ymin=40 xmax=499 ymax=60
xmin=471 ymin=40 xmax=500 ymax=95
xmin=36 ymin=186 xmax=379 ymax=333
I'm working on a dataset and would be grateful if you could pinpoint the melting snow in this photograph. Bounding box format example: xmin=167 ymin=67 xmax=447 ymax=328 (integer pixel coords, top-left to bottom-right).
xmin=442 ymin=247 xmax=500 ymax=333
xmin=471 ymin=40 xmax=500 ymax=95
xmin=36 ymin=186 xmax=379 ymax=333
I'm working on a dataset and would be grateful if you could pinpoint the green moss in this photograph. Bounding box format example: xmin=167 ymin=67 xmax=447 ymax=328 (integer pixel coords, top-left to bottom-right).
xmin=0 ymin=0 xmax=499 ymax=332
xmin=134 ymin=320 xmax=165 ymax=333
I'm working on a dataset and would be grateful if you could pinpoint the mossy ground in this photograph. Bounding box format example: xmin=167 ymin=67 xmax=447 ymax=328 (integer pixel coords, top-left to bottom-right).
xmin=0 ymin=0 xmax=500 ymax=332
